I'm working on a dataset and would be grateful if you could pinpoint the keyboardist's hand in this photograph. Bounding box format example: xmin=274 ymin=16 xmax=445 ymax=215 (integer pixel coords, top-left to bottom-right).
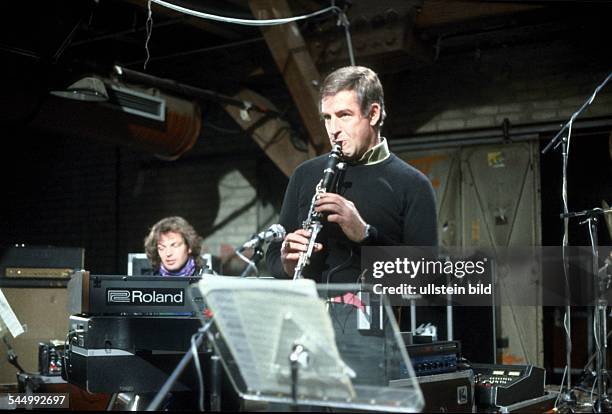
xmin=280 ymin=229 xmax=323 ymax=277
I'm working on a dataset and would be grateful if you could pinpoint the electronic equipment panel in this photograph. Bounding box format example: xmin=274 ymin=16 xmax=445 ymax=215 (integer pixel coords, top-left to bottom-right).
xmin=401 ymin=340 xmax=461 ymax=377
xmin=63 ymin=315 xmax=203 ymax=393
xmin=472 ymin=363 xmax=545 ymax=408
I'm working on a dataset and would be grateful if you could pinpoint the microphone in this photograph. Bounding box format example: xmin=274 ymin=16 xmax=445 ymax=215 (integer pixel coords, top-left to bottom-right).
xmin=242 ymin=224 xmax=286 ymax=249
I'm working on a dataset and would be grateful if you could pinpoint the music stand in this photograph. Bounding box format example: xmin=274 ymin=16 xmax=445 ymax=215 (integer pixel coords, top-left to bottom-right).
xmin=0 ymin=288 xmax=26 ymax=374
xmin=192 ymin=277 xmax=423 ymax=412
xmin=0 ymin=289 xmax=24 ymax=339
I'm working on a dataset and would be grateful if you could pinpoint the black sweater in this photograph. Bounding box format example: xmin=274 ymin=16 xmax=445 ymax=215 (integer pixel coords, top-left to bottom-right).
xmin=266 ymin=153 xmax=438 ymax=283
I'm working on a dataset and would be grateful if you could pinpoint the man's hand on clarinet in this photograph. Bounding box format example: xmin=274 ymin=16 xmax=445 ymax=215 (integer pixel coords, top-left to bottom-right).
xmin=315 ymin=193 xmax=367 ymax=242
xmin=280 ymin=229 xmax=323 ymax=276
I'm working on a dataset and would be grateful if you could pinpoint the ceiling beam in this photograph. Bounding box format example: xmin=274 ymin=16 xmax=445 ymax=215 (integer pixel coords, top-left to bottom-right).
xmin=223 ymin=89 xmax=309 ymax=177
xmin=248 ymin=0 xmax=330 ymax=157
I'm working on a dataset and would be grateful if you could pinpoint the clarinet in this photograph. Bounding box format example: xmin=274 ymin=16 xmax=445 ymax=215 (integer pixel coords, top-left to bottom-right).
xmin=293 ymin=143 xmax=344 ymax=280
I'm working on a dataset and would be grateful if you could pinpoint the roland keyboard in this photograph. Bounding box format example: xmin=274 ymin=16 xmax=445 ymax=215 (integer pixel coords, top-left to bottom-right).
xmin=67 ymin=271 xmax=204 ymax=316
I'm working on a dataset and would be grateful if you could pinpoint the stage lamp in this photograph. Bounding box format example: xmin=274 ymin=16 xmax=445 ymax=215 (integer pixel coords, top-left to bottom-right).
xmin=50 ymin=76 xmax=109 ymax=102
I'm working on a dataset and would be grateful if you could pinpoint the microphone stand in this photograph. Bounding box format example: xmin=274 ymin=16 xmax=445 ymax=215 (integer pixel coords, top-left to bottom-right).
xmin=540 ymin=71 xmax=612 ymax=408
xmin=542 ymin=72 xmax=612 ymax=155
xmin=237 ymin=243 xmax=264 ymax=278
xmin=560 ymin=136 xmax=576 ymax=405
xmin=561 ymin=207 xmax=612 ymax=412
xmin=2 ymin=335 xmax=25 ymax=374
xmin=235 ymin=225 xmax=286 ymax=278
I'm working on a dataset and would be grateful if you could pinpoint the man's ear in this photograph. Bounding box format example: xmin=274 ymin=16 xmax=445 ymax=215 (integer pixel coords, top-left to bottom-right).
xmin=369 ymin=103 xmax=381 ymax=126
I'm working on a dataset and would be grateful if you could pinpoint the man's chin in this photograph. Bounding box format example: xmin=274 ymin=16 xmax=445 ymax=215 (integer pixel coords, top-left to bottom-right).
xmin=342 ymin=153 xmax=357 ymax=161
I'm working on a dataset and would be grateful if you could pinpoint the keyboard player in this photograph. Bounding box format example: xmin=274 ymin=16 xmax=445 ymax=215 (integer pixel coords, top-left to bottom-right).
xmin=144 ymin=216 xmax=205 ymax=277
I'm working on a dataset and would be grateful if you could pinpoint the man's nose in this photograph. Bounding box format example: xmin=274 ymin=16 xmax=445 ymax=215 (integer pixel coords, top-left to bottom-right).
xmin=328 ymin=117 xmax=341 ymax=137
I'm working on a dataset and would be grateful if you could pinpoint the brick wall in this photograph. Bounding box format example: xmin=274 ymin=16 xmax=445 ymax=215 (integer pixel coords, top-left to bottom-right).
xmin=384 ymin=39 xmax=612 ymax=136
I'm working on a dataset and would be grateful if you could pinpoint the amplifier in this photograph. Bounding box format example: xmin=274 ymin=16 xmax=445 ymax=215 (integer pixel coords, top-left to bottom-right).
xmin=390 ymin=370 xmax=474 ymax=413
xmin=6 ymin=267 xmax=73 ymax=279
xmin=0 ymin=245 xmax=84 ymax=270
xmin=67 ymin=272 xmax=204 ymax=316
xmin=0 ymin=245 xmax=84 ymax=287
xmin=401 ymin=340 xmax=461 ymax=377
xmin=473 ymin=363 xmax=545 ymax=408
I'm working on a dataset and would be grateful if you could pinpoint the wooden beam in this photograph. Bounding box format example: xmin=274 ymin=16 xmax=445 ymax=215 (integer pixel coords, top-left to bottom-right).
xmin=249 ymin=0 xmax=330 ymax=156
xmin=223 ymin=89 xmax=308 ymax=177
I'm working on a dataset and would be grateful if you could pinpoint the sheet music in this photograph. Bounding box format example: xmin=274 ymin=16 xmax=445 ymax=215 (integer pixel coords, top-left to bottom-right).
xmin=199 ymin=277 xmax=355 ymax=399
xmin=0 ymin=289 xmax=25 ymax=337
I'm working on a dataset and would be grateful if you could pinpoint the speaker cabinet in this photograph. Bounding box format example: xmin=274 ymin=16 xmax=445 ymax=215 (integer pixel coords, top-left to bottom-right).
xmin=0 ymin=287 xmax=69 ymax=383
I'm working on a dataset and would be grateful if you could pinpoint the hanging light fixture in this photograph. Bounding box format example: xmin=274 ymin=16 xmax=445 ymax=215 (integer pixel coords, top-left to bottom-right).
xmin=50 ymin=76 xmax=109 ymax=102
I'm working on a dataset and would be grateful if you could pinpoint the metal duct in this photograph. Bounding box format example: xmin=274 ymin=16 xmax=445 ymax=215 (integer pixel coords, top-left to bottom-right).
xmin=30 ymin=82 xmax=201 ymax=160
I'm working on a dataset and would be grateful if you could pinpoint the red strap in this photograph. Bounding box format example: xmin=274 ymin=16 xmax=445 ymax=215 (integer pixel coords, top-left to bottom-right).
xmin=329 ymin=292 xmax=365 ymax=311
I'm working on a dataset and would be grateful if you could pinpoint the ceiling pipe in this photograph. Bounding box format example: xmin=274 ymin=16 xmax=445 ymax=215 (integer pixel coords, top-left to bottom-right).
xmin=112 ymin=65 xmax=279 ymax=117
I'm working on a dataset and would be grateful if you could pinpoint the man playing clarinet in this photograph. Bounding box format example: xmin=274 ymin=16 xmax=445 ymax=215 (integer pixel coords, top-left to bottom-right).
xmin=266 ymin=65 xmax=438 ymax=284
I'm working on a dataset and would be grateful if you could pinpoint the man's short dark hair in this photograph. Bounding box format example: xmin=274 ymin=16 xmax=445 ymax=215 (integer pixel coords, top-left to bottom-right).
xmin=144 ymin=216 xmax=203 ymax=270
xmin=320 ymin=66 xmax=387 ymax=128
